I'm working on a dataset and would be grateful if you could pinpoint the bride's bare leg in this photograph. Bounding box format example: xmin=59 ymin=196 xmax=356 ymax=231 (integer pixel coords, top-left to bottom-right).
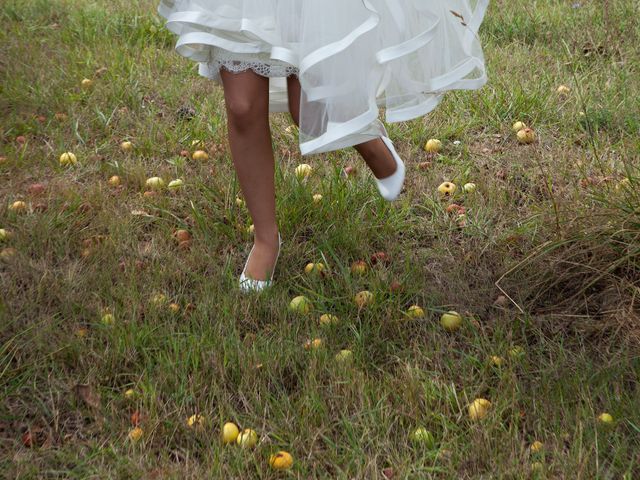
xmin=221 ymin=68 xmax=280 ymax=282
xmin=286 ymin=74 xmax=397 ymax=179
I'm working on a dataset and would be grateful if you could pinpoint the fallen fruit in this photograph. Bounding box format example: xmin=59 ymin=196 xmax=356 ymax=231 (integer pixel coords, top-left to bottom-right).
xmin=27 ymin=183 xmax=45 ymax=195
xmin=108 ymin=175 xmax=121 ymax=187
xmin=304 ymin=262 xmax=325 ymax=275
xmin=128 ymin=427 xmax=143 ymax=442
xmin=530 ymin=441 xmax=544 ymax=453
xmin=517 ymin=127 xmax=536 ymax=144
xmin=186 ymin=414 xmax=206 ymax=429
xmin=512 ymin=121 xmax=527 ymax=132
xmin=151 ymin=293 xmax=168 ymax=306
xmin=304 ymin=338 xmax=323 ymax=350
xmin=437 ymin=182 xmax=456 ymax=197
xmin=508 ymin=346 xmax=525 ymax=360
xmin=222 ymin=422 xmax=240 ymax=444
xmin=335 ymin=349 xmax=353 ymax=362
xmin=350 ymin=260 xmax=367 ymax=275
xmin=237 ymin=428 xmax=258 ymax=448
xmin=406 ymin=305 xmax=425 ymax=319
xmin=269 ymin=451 xmax=294 ymax=470
xmin=557 ymin=84 xmax=570 ymax=95
xmin=424 ymin=138 xmax=442 ymax=153
xmin=289 ymin=295 xmax=312 ymax=314
xmin=490 ymin=355 xmax=505 ymax=367
xmin=468 ymin=398 xmax=491 ymax=420
xmin=120 ymin=141 xmax=133 ymax=152
xmin=81 ymin=78 xmax=94 ymax=89
xmin=319 ymin=313 xmax=339 ymax=326
xmin=124 ymin=389 xmax=135 ymax=399
xmin=370 ymin=251 xmax=390 ymax=265
xmin=59 ymin=152 xmax=78 ymax=166
xmin=597 ymin=412 xmax=614 ymax=426
xmin=409 ymin=427 xmax=435 ymax=447
xmin=168 ymin=179 xmax=184 ymax=190
xmin=312 ymin=193 xmax=323 ymax=203
xmin=173 ymin=229 xmax=191 ymax=243
xmin=463 ymin=183 xmax=477 ymax=193
xmin=169 ymin=303 xmax=180 ymax=313
xmin=0 ymin=229 xmax=10 ymax=241
xmin=145 ymin=177 xmax=165 ymax=190
xmin=9 ymin=201 xmax=27 ymax=213
xmin=295 ymin=163 xmax=312 ymax=179
xmin=354 ymin=290 xmax=374 ymax=308
xmin=192 ymin=150 xmax=209 ymax=161
xmin=101 ymin=313 xmax=115 ymax=325
xmin=440 ymin=311 xmax=462 ymax=332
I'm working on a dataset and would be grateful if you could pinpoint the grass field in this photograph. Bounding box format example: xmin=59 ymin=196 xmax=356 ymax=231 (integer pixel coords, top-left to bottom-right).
xmin=1 ymin=0 xmax=639 ymax=478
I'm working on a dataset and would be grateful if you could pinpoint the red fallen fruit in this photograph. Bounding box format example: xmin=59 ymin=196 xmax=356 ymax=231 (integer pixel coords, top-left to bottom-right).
xmin=27 ymin=183 xmax=46 ymax=195
xmin=16 ymin=135 xmax=27 ymax=144
xmin=382 ymin=467 xmax=395 ymax=479
xmin=173 ymin=229 xmax=191 ymax=243
xmin=143 ymin=191 xmax=158 ymax=198
xmin=390 ymin=280 xmax=403 ymax=293
xmin=445 ymin=204 xmax=466 ymax=215
xmin=343 ymin=166 xmax=356 ymax=176
xmin=180 ymin=150 xmax=189 ymax=157
xmin=370 ymin=251 xmax=390 ymax=265
xmin=37 ymin=115 xmax=46 ymax=123
xmin=131 ymin=410 xmax=142 ymax=426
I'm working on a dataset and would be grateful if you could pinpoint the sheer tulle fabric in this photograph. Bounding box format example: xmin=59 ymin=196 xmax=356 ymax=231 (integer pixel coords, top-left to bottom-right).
xmin=158 ymin=0 xmax=489 ymax=155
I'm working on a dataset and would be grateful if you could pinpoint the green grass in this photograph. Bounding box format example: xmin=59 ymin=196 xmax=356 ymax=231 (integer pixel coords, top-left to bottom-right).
xmin=1 ymin=0 xmax=639 ymax=478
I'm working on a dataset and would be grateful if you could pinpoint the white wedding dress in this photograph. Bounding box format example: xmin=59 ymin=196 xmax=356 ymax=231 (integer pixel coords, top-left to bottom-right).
xmin=157 ymin=0 xmax=489 ymax=155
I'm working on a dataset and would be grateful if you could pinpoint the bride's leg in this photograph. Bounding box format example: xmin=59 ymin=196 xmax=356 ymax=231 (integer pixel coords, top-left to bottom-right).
xmin=286 ymin=74 xmax=397 ymax=179
xmin=221 ymin=67 xmax=280 ymax=282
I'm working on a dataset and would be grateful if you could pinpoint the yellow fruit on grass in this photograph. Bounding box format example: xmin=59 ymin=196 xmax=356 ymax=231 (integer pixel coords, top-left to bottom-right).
xmin=424 ymin=139 xmax=442 ymax=153
xmin=597 ymin=412 xmax=614 ymax=425
xmin=128 ymin=427 xmax=143 ymax=441
xmin=124 ymin=389 xmax=135 ymax=399
xmin=59 ymin=152 xmax=78 ymax=166
xmin=120 ymin=141 xmax=133 ymax=152
xmin=192 ymin=150 xmax=209 ymax=161
xmin=440 ymin=311 xmax=462 ymax=332
xmin=289 ymin=295 xmax=312 ymax=314
xmin=517 ymin=127 xmax=536 ymax=144
xmin=557 ymin=85 xmax=570 ymax=95
xmin=530 ymin=441 xmax=544 ymax=453
xmin=168 ymin=179 xmax=184 ymax=190
xmin=101 ymin=313 xmax=115 ymax=325
xmin=151 ymin=293 xmax=168 ymax=306
xmin=409 ymin=427 xmax=435 ymax=447
xmin=222 ymin=422 xmax=240 ymax=444
xmin=335 ymin=349 xmax=353 ymax=362
xmin=312 ymin=193 xmax=323 ymax=203
xmin=437 ymin=182 xmax=456 ymax=196
xmin=108 ymin=175 xmax=121 ymax=187
xmin=0 ymin=228 xmax=10 ymax=241
xmin=490 ymin=355 xmax=505 ymax=367
xmin=350 ymin=260 xmax=367 ymax=275
xmin=512 ymin=121 xmax=527 ymax=132
xmin=81 ymin=78 xmax=94 ymax=89
xmin=269 ymin=451 xmax=294 ymax=470
xmin=237 ymin=428 xmax=258 ymax=448
xmin=295 ymin=163 xmax=312 ymax=179
xmin=354 ymin=290 xmax=374 ymax=308
xmin=319 ymin=313 xmax=339 ymax=326
xmin=304 ymin=338 xmax=323 ymax=350
xmin=463 ymin=182 xmax=477 ymax=193
xmin=168 ymin=303 xmax=180 ymax=313
xmin=145 ymin=177 xmax=165 ymax=189
xmin=9 ymin=201 xmax=27 ymax=212
xmin=186 ymin=414 xmax=206 ymax=428
xmin=406 ymin=305 xmax=425 ymax=319
xmin=304 ymin=262 xmax=325 ymax=274
xmin=468 ymin=398 xmax=491 ymax=420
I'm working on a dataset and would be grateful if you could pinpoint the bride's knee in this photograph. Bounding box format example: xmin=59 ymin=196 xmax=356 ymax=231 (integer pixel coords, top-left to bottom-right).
xmin=225 ymin=98 xmax=265 ymax=131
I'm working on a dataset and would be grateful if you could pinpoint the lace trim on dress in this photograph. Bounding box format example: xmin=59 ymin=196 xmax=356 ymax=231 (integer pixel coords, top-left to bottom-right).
xmin=209 ymin=49 xmax=299 ymax=78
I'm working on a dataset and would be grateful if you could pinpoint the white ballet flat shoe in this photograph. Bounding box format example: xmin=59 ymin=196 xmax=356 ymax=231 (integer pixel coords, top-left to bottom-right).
xmin=239 ymin=232 xmax=283 ymax=293
xmin=375 ymin=134 xmax=406 ymax=202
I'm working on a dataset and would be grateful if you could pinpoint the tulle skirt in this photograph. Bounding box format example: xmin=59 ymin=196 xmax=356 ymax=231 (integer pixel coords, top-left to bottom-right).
xmin=157 ymin=0 xmax=489 ymax=155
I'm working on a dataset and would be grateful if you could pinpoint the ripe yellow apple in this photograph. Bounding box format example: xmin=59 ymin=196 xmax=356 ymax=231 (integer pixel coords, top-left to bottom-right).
xmin=289 ymin=295 xmax=312 ymax=314
xmin=304 ymin=262 xmax=325 ymax=275
xmin=424 ymin=139 xmax=442 ymax=153
xmin=406 ymin=305 xmax=425 ymax=319
xmin=192 ymin=150 xmax=209 ymax=161
xmin=151 ymin=293 xmax=168 ymax=306
xmin=437 ymin=182 xmax=456 ymax=197
xmin=517 ymin=127 xmax=536 ymax=144
xmin=350 ymin=260 xmax=367 ymax=275
xmin=295 ymin=163 xmax=312 ymax=179
xmin=597 ymin=412 xmax=614 ymax=426
xmin=101 ymin=313 xmax=115 ymax=325
xmin=120 ymin=141 xmax=133 ymax=152
xmin=124 ymin=389 xmax=135 ymax=399
xmin=463 ymin=183 xmax=477 ymax=193
xmin=145 ymin=177 xmax=165 ymax=190
xmin=354 ymin=290 xmax=374 ymax=308
xmin=128 ymin=427 xmax=143 ymax=441
xmin=512 ymin=121 xmax=527 ymax=132
xmin=9 ymin=201 xmax=27 ymax=213
xmin=409 ymin=427 xmax=435 ymax=447
xmin=490 ymin=355 xmax=505 ymax=367
xmin=304 ymin=338 xmax=323 ymax=350
xmin=530 ymin=441 xmax=544 ymax=453
xmin=440 ymin=311 xmax=462 ymax=332
xmin=186 ymin=414 xmax=206 ymax=429
xmin=269 ymin=451 xmax=294 ymax=470
xmin=335 ymin=349 xmax=353 ymax=362
xmin=0 ymin=228 xmax=10 ymax=241
xmin=557 ymin=85 xmax=570 ymax=95
xmin=319 ymin=313 xmax=339 ymax=326
xmin=108 ymin=175 xmax=121 ymax=187
xmin=81 ymin=78 xmax=94 ymax=89
xmin=222 ymin=422 xmax=240 ymax=444
xmin=468 ymin=398 xmax=491 ymax=420
xmin=168 ymin=179 xmax=184 ymax=190
xmin=168 ymin=303 xmax=180 ymax=313
xmin=237 ymin=428 xmax=258 ymax=448
xmin=312 ymin=193 xmax=323 ymax=203
xmin=59 ymin=152 xmax=78 ymax=166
